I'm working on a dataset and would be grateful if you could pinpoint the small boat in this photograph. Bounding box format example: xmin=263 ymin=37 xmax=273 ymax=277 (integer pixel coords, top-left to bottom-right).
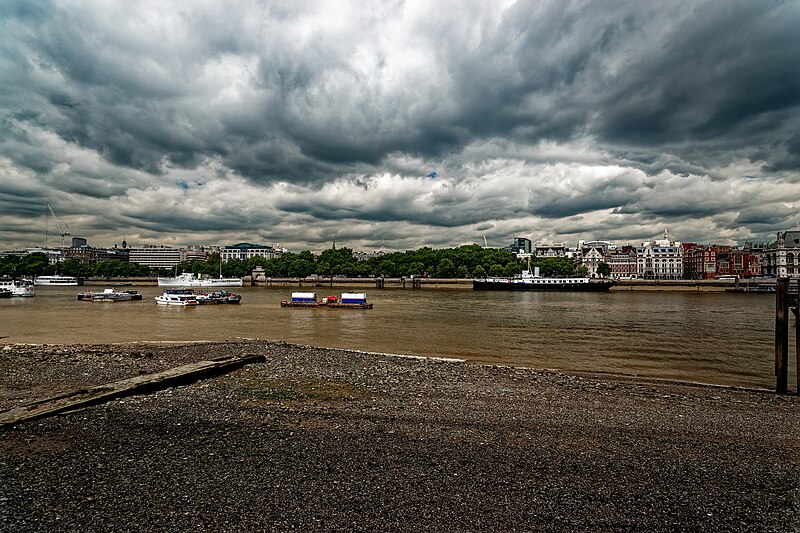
xmin=77 ymin=288 xmax=143 ymax=302
xmin=154 ymin=289 xmax=200 ymax=306
xmin=34 ymin=275 xmax=79 ymax=286
xmin=280 ymin=292 xmax=373 ymax=309
xmin=0 ymin=279 xmax=34 ymax=297
xmin=157 ymin=272 xmax=243 ymax=288
xmin=725 ymin=284 xmax=776 ymax=294
xmin=194 ymin=289 xmax=242 ymax=305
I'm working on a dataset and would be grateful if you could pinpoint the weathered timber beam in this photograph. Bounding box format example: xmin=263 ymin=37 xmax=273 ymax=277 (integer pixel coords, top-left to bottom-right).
xmin=0 ymin=353 xmax=266 ymax=427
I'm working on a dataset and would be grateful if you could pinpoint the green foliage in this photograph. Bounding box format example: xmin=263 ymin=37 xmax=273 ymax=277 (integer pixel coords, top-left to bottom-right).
xmin=435 ymin=258 xmax=455 ymax=278
xmin=0 ymin=246 xmax=596 ymax=281
xmin=596 ymin=262 xmax=611 ymax=277
xmin=0 ymin=253 xmax=152 ymax=278
xmin=534 ymin=257 xmax=576 ymax=277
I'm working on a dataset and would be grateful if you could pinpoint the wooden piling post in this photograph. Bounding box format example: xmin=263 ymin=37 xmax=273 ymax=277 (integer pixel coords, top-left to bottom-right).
xmin=775 ymin=277 xmax=789 ymax=394
xmin=796 ymin=278 xmax=800 ymax=394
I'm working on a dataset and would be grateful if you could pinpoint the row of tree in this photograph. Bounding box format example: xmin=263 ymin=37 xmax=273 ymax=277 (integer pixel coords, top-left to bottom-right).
xmin=1 ymin=247 xmax=607 ymax=279
xmin=0 ymin=254 xmax=152 ymax=278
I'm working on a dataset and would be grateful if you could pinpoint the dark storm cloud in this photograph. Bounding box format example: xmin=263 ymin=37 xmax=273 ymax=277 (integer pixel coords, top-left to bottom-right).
xmin=4 ymin=0 xmax=799 ymax=178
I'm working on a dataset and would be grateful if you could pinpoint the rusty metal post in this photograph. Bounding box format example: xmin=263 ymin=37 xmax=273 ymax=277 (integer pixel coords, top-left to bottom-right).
xmin=775 ymin=277 xmax=789 ymax=394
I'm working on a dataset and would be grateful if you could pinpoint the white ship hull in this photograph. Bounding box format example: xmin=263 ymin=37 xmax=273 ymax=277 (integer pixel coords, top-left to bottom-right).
xmin=157 ymin=273 xmax=243 ymax=287
xmin=34 ymin=276 xmax=79 ymax=286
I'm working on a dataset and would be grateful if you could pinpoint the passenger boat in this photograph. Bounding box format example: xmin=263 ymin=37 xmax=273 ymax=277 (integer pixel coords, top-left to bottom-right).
xmin=280 ymin=292 xmax=373 ymax=309
xmin=154 ymin=289 xmax=200 ymax=306
xmin=194 ymin=289 xmax=242 ymax=304
xmin=34 ymin=275 xmax=79 ymax=286
xmin=473 ymin=266 xmax=615 ymax=292
xmin=0 ymin=279 xmax=35 ymax=297
xmin=157 ymin=272 xmax=243 ymax=288
xmin=77 ymin=288 xmax=143 ymax=302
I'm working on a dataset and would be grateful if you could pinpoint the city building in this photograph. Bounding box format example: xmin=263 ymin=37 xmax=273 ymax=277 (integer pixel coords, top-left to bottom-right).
xmin=128 ymin=245 xmax=185 ymax=269
xmin=762 ymin=230 xmax=800 ymax=277
xmin=534 ymin=242 xmax=568 ymax=257
xmin=636 ymin=229 xmax=683 ymax=280
xmin=575 ymin=240 xmax=614 ymax=278
xmin=606 ymin=246 xmax=638 ymax=279
xmin=683 ymin=245 xmax=717 ymax=279
xmin=221 ymin=243 xmax=284 ymax=262
xmin=504 ymin=237 xmax=532 ymax=256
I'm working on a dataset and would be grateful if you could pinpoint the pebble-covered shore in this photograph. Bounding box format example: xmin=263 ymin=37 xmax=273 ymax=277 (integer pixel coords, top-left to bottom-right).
xmin=1 ymin=340 xmax=799 ymax=531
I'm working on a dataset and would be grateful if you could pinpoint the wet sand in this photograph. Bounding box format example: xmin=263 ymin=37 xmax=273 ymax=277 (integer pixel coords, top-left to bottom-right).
xmin=1 ymin=340 xmax=799 ymax=531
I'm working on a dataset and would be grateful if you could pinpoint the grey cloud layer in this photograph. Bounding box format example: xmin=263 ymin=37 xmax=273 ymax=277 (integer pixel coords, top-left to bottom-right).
xmin=0 ymin=0 xmax=799 ymax=249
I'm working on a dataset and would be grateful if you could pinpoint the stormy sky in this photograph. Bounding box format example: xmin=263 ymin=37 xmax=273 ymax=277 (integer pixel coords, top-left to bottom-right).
xmin=1 ymin=0 xmax=799 ymax=252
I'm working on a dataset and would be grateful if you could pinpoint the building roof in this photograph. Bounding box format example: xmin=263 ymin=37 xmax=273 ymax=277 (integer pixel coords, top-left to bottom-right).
xmin=224 ymin=242 xmax=273 ymax=250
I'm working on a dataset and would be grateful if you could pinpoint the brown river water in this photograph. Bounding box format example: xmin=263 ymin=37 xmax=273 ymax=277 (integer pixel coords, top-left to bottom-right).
xmin=0 ymin=285 xmax=790 ymax=389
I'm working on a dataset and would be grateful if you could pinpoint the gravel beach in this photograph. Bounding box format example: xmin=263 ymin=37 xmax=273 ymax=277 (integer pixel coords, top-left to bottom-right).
xmin=1 ymin=340 xmax=799 ymax=532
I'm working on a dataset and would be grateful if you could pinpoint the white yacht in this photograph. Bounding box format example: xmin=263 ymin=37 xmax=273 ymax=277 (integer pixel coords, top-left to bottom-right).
xmin=157 ymin=272 xmax=243 ymax=288
xmin=34 ymin=275 xmax=79 ymax=286
xmin=0 ymin=279 xmax=35 ymax=297
xmin=154 ymin=289 xmax=200 ymax=306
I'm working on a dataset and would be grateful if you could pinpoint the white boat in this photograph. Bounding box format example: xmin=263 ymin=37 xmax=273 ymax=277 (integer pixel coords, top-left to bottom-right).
xmin=157 ymin=272 xmax=243 ymax=288
xmin=472 ymin=266 xmax=615 ymax=292
xmin=34 ymin=275 xmax=79 ymax=286
xmin=0 ymin=279 xmax=35 ymax=297
xmin=154 ymin=289 xmax=200 ymax=306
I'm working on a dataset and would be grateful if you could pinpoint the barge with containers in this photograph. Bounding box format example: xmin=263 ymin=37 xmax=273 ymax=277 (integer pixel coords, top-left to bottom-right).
xmin=281 ymin=292 xmax=373 ymax=309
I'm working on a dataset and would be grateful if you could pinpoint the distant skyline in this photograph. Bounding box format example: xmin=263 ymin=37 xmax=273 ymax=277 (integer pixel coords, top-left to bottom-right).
xmin=2 ymin=1 xmax=800 ymax=252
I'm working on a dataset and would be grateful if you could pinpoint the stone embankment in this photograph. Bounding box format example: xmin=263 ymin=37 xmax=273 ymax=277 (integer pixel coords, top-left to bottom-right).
xmin=84 ymin=276 xmax=751 ymax=291
xmin=1 ymin=341 xmax=798 ymax=531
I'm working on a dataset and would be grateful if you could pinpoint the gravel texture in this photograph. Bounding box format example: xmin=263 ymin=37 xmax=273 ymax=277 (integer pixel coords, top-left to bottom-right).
xmin=1 ymin=340 xmax=799 ymax=532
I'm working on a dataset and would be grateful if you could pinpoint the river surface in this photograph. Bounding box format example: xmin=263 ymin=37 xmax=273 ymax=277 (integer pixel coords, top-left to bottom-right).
xmin=0 ymin=285 xmax=789 ymax=389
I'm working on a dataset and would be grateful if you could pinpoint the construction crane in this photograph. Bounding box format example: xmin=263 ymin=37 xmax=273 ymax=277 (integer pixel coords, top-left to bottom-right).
xmin=45 ymin=203 xmax=70 ymax=249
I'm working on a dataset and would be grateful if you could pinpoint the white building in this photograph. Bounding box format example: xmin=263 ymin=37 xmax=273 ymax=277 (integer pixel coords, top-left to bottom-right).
xmin=575 ymin=240 xmax=614 ymax=278
xmin=635 ymin=229 xmax=683 ymax=280
xmin=762 ymin=230 xmax=800 ymax=277
xmin=128 ymin=246 xmax=185 ymax=269
xmin=221 ymin=243 xmax=284 ymax=262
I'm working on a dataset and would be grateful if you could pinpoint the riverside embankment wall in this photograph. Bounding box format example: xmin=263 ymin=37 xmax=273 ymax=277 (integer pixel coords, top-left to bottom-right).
xmin=83 ymin=276 xmax=766 ymax=292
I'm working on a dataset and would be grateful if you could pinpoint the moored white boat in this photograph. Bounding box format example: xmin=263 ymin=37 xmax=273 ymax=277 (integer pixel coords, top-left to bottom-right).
xmin=472 ymin=266 xmax=615 ymax=292
xmin=157 ymin=272 xmax=243 ymax=288
xmin=34 ymin=275 xmax=79 ymax=286
xmin=0 ymin=279 xmax=35 ymax=297
xmin=154 ymin=289 xmax=200 ymax=306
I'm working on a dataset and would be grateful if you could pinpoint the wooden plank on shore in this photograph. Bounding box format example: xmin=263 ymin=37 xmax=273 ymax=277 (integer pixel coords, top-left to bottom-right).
xmin=0 ymin=353 xmax=266 ymax=427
